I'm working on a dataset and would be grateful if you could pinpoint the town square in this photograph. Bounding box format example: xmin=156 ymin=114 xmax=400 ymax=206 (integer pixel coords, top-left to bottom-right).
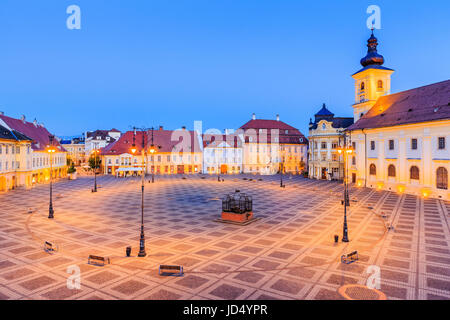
xmin=1 ymin=174 xmax=449 ymax=300
xmin=0 ymin=1 xmax=449 ymax=307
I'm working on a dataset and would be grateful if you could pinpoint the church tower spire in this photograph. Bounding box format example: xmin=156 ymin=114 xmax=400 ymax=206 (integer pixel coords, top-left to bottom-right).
xmin=351 ymin=30 xmax=394 ymax=122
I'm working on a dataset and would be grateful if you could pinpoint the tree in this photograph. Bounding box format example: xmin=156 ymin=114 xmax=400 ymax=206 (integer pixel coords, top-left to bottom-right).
xmin=88 ymin=155 xmax=101 ymax=171
xmin=67 ymin=162 xmax=76 ymax=174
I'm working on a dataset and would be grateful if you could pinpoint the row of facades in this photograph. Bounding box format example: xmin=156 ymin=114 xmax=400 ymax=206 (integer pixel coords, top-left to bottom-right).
xmin=1 ymin=31 xmax=448 ymax=200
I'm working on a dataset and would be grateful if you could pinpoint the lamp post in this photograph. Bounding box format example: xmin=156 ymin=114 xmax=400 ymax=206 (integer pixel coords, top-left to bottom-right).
xmin=131 ymin=127 xmax=159 ymax=257
xmin=131 ymin=127 xmax=147 ymax=257
xmin=91 ymin=147 xmax=100 ymax=192
xmin=337 ymin=138 xmax=353 ymax=243
xmin=280 ymin=162 xmax=284 ymax=187
xmin=46 ymin=135 xmax=56 ymax=219
xmin=149 ymin=127 xmax=158 ymax=183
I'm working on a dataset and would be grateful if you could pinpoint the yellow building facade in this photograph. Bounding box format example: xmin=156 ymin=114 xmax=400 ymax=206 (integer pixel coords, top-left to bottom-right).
xmin=347 ymin=31 xmax=449 ymax=201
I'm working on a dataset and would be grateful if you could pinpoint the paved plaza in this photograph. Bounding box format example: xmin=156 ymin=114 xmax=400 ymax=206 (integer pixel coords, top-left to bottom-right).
xmin=0 ymin=174 xmax=449 ymax=300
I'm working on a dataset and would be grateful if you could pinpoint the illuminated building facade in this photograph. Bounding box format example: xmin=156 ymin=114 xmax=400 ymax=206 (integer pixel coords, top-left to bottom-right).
xmin=239 ymin=114 xmax=308 ymax=175
xmin=101 ymin=127 xmax=203 ymax=176
xmin=347 ymin=31 xmax=450 ymax=200
xmin=0 ymin=113 xmax=67 ymax=190
xmin=308 ymin=104 xmax=354 ymax=180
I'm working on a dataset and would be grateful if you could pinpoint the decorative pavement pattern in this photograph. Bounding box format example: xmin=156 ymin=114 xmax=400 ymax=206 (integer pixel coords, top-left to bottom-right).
xmin=0 ymin=174 xmax=449 ymax=300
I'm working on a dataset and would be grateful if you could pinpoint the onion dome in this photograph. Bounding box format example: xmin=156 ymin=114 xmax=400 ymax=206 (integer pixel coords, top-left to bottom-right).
xmin=360 ymin=29 xmax=385 ymax=67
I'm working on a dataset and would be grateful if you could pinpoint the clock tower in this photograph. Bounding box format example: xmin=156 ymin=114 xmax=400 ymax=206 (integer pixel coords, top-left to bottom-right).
xmin=352 ymin=30 xmax=394 ymax=122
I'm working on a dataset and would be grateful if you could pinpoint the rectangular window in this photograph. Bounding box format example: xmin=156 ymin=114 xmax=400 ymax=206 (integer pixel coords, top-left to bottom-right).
xmin=370 ymin=141 xmax=375 ymax=150
xmin=167 ymin=155 xmax=170 ymax=162
xmin=352 ymin=142 xmax=356 ymax=150
xmin=389 ymin=140 xmax=394 ymax=150
xmin=321 ymin=142 xmax=327 ymax=149
xmin=438 ymin=137 xmax=445 ymax=149
xmin=0 ymin=145 xmax=2 ymax=154
xmin=16 ymin=146 xmax=20 ymax=154
xmin=411 ymin=138 xmax=417 ymax=150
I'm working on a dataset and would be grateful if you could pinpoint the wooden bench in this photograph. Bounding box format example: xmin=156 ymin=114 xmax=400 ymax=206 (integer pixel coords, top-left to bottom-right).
xmin=44 ymin=241 xmax=58 ymax=253
xmin=159 ymin=265 xmax=183 ymax=276
xmin=341 ymin=251 xmax=359 ymax=264
xmin=88 ymin=255 xmax=110 ymax=266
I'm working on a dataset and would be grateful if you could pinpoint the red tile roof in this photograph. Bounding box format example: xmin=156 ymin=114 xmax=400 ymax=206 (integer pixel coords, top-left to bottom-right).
xmin=101 ymin=129 xmax=202 ymax=155
xmin=202 ymin=134 xmax=242 ymax=148
xmin=239 ymin=119 xmax=307 ymax=145
xmin=0 ymin=115 xmax=65 ymax=152
xmin=348 ymin=79 xmax=450 ymax=130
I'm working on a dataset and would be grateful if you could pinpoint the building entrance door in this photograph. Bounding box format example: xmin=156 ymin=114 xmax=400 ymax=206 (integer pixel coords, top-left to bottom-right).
xmin=321 ymin=168 xmax=327 ymax=179
xmin=0 ymin=177 xmax=5 ymax=191
xmin=221 ymin=164 xmax=228 ymax=174
xmin=177 ymin=165 xmax=184 ymax=174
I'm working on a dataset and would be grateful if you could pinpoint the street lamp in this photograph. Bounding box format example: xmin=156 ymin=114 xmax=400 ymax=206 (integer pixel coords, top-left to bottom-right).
xmin=131 ymin=127 xmax=155 ymax=257
xmin=46 ymin=135 xmax=57 ymax=219
xmin=148 ymin=127 xmax=159 ymax=183
xmin=280 ymin=162 xmax=285 ymax=187
xmin=337 ymin=141 xmax=353 ymax=243
xmin=91 ymin=148 xmax=100 ymax=192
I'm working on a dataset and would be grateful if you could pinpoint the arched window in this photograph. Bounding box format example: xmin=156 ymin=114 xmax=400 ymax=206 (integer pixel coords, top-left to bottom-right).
xmin=369 ymin=164 xmax=376 ymax=175
xmin=410 ymin=166 xmax=419 ymax=180
xmin=388 ymin=164 xmax=396 ymax=177
xmin=377 ymin=80 xmax=383 ymax=89
xmin=360 ymin=82 xmax=365 ymax=91
xmin=436 ymin=167 xmax=448 ymax=190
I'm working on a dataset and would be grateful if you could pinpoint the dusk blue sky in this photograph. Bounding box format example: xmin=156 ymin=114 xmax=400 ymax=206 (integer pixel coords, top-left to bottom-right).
xmin=0 ymin=0 xmax=449 ymax=137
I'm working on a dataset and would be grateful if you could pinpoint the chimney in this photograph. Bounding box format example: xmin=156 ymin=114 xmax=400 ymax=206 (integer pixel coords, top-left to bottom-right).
xmin=33 ymin=118 xmax=38 ymax=127
xmin=252 ymin=113 xmax=256 ymax=120
xmin=21 ymin=115 xmax=26 ymax=123
xmin=276 ymin=114 xmax=280 ymax=121
xmin=159 ymin=126 xmax=163 ymax=131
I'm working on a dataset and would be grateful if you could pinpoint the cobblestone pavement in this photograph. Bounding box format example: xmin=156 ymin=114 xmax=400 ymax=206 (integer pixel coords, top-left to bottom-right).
xmin=0 ymin=174 xmax=449 ymax=300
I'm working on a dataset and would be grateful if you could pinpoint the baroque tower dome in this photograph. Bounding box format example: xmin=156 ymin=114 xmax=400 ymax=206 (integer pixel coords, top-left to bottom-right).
xmin=360 ymin=29 xmax=385 ymax=67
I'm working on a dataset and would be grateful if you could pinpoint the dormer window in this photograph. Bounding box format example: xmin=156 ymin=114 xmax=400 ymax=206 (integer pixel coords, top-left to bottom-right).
xmin=322 ymin=123 xmax=326 ymax=130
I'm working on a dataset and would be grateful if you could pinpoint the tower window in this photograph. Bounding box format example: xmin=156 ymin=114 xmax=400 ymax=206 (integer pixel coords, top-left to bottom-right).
xmin=377 ymin=80 xmax=383 ymax=89
xmin=370 ymin=141 xmax=375 ymax=150
xmin=411 ymin=138 xmax=417 ymax=150
xmin=360 ymin=82 xmax=365 ymax=91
